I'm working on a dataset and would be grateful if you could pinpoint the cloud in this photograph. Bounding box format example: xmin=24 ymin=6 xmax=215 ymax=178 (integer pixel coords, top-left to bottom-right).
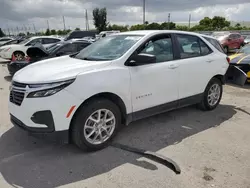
xmin=1 ymin=0 xmax=250 ymax=33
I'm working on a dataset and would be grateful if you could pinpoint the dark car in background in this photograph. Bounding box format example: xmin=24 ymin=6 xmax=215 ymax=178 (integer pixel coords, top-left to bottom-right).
xmin=0 ymin=38 xmax=25 ymax=47
xmin=7 ymin=39 xmax=92 ymax=75
xmin=64 ymin=30 xmax=97 ymax=41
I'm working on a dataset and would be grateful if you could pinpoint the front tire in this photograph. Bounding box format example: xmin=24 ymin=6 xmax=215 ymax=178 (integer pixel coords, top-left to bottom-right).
xmin=198 ymin=78 xmax=223 ymax=111
xmin=71 ymin=98 xmax=121 ymax=151
xmin=13 ymin=51 xmax=25 ymax=61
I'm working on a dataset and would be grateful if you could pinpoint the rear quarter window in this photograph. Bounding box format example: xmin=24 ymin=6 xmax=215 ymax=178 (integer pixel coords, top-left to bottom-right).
xmin=204 ymin=37 xmax=225 ymax=54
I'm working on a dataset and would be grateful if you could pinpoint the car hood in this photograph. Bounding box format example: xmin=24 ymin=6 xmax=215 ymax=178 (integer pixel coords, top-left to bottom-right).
xmin=13 ymin=56 xmax=112 ymax=84
xmin=229 ymin=53 xmax=250 ymax=65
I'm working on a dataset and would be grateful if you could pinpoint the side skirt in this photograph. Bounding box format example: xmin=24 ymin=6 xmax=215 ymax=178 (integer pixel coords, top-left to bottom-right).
xmin=126 ymin=93 xmax=203 ymax=125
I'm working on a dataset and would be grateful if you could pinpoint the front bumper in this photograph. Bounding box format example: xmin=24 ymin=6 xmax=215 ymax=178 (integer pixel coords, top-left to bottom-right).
xmin=0 ymin=51 xmax=12 ymax=59
xmin=9 ymin=88 xmax=82 ymax=132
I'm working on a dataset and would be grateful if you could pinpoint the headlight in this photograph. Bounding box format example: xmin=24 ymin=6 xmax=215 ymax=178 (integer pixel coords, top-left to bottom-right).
xmin=27 ymin=79 xmax=75 ymax=98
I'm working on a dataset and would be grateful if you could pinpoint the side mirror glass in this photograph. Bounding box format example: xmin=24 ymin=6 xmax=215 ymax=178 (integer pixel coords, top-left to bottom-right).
xmin=128 ymin=53 xmax=156 ymax=66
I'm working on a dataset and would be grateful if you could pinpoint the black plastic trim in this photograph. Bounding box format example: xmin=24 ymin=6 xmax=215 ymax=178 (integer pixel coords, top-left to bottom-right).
xmin=10 ymin=112 xmax=55 ymax=133
xmin=30 ymin=110 xmax=55 ymax=132
xmin=126 ymin=93 xmax=203 ymax=123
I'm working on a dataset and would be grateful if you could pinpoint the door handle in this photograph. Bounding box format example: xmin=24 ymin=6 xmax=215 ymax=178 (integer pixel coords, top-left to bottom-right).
xmin=168 ymin=63 xmax=179 ymax=69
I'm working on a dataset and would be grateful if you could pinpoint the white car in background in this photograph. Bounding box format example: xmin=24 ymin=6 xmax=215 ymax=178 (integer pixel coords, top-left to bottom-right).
xmin=0 ymin=36 xmax=62 ymax=60
xmin=0 ymin=37 xmax=13 ymax=45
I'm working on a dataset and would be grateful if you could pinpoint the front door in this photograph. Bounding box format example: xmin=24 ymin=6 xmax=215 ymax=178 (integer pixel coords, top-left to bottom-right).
xmin=129 ymin=34 xmax=179 ymax=118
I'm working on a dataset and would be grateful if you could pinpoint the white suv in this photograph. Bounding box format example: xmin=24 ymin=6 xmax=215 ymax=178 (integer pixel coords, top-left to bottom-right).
xmin=9 ymin=30 xmax=229 ymax=151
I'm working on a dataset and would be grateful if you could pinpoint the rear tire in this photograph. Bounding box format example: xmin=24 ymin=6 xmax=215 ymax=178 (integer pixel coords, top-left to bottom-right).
xmin=198 ymin=78 xmax=223 ymax=111
xmin=71 ymin=98 xmax=122 ymax=151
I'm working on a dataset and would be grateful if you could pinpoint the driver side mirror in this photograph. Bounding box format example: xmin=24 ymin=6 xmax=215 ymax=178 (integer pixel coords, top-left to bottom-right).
xmin=127 ymin=53 xmax=156 ymax=66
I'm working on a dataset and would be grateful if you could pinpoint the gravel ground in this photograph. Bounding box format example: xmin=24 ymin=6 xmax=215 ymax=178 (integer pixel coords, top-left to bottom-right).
xmin=0 ymin=61 xmax=250 ymax=188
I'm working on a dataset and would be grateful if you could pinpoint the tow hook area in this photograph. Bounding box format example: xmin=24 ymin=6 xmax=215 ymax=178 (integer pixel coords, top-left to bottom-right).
xmin=225 ymin=65 xmax=247 ymax=86
xmin=111 ymin=143 xmax=181 ymax=174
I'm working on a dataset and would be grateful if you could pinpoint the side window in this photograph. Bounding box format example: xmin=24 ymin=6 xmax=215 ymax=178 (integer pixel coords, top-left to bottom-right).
xmin=25 ymin=38 xmax=42 ymax=46
xmin=57 ymin=44 xmax=77 ymax=54
xmin=76 ymin=42 xmax=91 ymax=51
xmin=139 ymin=35 xmax=174 ymax=63
xmin=200 ymin=39 xmax=212 ymax=55
xmin=176 ymin=34 xmax=212 ymax=58
xmin=204 ymin=37 xmax=225 ymax=53
xmin=42 ymin=38 xmax=60 ymax=44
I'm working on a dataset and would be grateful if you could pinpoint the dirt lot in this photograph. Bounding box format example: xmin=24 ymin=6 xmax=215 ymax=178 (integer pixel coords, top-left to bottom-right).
xmin=0 ymin=61 xmax=250 ymax=188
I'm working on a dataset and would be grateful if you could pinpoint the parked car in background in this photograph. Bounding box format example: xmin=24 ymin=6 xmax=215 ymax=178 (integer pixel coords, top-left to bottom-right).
xmin=64 ymin=30 xmax=98 ymax=41
xmin=244 ymin=35 xmax=250 ymax=44
xmin=9 ymin=30 xmax=229 ymax=151
xmin=216 ymin=33 xmax=245 ymax=53
xmin=7 ymin=39 xmax=92 ymax=75
xmin=95 ymin=30 xmax=120 ymax=40
xmin=226 ymin=44 xmax=250 ymax=84
xmin=0 ymin=38 xmax=25 ymax=47
xmin=0 ymin=37 xmax=13 ymax=45
xmin=0 ymin=36 xmax=62 ymax=60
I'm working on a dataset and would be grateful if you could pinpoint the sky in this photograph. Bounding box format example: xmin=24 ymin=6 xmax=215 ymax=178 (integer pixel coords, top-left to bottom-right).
xmin=1 ymin=0 xmax=250 ymax=34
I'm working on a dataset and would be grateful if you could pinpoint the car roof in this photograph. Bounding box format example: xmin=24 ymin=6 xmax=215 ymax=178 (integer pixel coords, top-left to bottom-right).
xmin=115 ymin=30 xmax=217 ymax=39
xmin=29 ymin=36 xmax=62 ymax=40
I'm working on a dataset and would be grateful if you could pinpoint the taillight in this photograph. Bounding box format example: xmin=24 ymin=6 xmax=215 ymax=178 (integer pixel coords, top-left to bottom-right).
xmin=11 ymin=54 xmax=16 ymax=61
xmin=226 ymin=57 xmax=230 ymax=64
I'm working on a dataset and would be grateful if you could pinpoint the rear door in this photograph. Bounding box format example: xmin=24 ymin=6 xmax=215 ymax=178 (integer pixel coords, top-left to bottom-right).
xmin=75 ymin=42 xmax=91 ymax=52
xmin=174 ymin=34 xmax=214 ymax=100
xmin=54 ymin=43 xmax=78 ymax=56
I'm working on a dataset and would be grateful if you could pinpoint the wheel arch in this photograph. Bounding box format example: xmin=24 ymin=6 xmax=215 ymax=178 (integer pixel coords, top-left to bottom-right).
xmin=69 ymin=92 xmax=128 ymax=140
xmin=13 ymin=50 xmax=26 ymax=56
xmin=213 ymin=74 xmax=225 ymax=85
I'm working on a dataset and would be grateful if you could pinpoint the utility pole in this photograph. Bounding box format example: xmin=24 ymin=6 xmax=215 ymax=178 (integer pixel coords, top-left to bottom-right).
xmin=63 ymin=16 xmax=66 ymax=31
xmin=85 ymin=10 xmax=89 ymax=30
xmin=33 ymin=23 xmax=36 ymax=34
xmin=47 ymin=20 xmax=50 ymax=30
xmin=7 ymin=28 xmax=10 ymax=36
xmin=168 ymin=13 xmax=171 ymax=29
xmin=16 ymin=26 xmax=19 ymax=35
xmin=188 ymin=14 xmax=191 ymax=29
xmin=143 ymin=0 xmax=145 ymax=24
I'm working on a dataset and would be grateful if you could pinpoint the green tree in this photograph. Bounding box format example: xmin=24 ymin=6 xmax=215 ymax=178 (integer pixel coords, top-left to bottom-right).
xmin=0 ymin=28 xmax=5 ymax=37
xmin=50 ymin=29 xmax=57 ymax=35
xmin=161 ymin=22 xmax=176 ymax=30
xmin=199 ymin=17 xmax=212 ymax=27
xmin=145 ymin=22 xmax=161 ymax=30
xmin=130 ymin=24 xmax=145 ymax=30
xmin=57 ymin=30 xmax=63 ymax=35
xmin=45 ymin=29 xmax=51 ymax=36
xmin=75 ymin=28 xmax=80 ymax=31
xmin=234 ymin=23 xmax=242 ymax=30
xmin=93 ymin=7 xmax=108 ymax=32
xmin=211 ymin=16 xmax=230 ymax=30
xmin=107 ymin=24 xmax=128 ymax=32
xmin=176 ymin=25 xmax=189 ymax=31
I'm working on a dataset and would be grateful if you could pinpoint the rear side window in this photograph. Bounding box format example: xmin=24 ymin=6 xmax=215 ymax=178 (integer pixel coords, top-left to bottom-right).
xmin=176 ymin=34 xmax=212 ymax=59
xmin=204 ymin=37 xmax=225 ymax=54
xmin=57 ymin=43 xmax=77 ymax=53
xmin=43 ymin=38 xmax=61 ymax=44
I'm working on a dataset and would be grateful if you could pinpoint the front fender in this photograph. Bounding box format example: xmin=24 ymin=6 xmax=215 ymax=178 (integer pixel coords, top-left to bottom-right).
xmin=65 ymin=66 xmax=132 ymax=114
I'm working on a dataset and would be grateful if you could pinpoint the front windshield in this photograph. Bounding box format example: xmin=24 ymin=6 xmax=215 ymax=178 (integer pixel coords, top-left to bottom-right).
xmin=75 ymin=35 xmax=143 ymax=61
xmin=238 ymin=45 xmax=250 ymax=54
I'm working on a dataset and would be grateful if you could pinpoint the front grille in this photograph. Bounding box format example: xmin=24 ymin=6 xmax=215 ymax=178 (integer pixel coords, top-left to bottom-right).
xmin=10 ymin=90 xmax=25 ymax=106
xmin=12 ymin=81 xmax=27 ymax=88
